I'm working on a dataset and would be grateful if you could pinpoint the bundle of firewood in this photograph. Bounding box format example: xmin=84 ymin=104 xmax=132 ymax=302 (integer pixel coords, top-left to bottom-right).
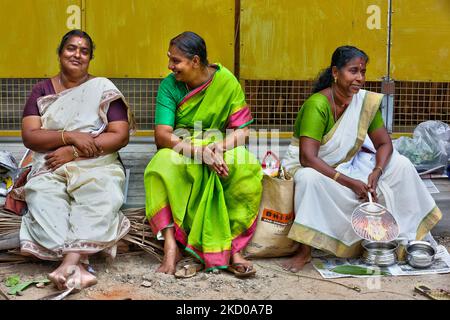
xmin=0 ymin=210 xmax=21 ymax=251
xmin=121 ymin=207 xmax=163 ymax=261
xmin=0 ymin=207 xmax=164 ymax=262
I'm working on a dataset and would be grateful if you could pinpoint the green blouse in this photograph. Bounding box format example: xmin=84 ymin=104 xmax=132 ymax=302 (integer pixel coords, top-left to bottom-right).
xmin=155 ymin=74 xmax=190 ymax=127
xmin=293 ymin=93 xmax=384 ymax=141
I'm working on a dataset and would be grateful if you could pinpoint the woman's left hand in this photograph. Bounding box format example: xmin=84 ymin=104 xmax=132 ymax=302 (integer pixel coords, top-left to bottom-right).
xmin=367 ymin=169 xmax=382 ymax=201
xmin=45 ymin=146 xmax=75 ymax=171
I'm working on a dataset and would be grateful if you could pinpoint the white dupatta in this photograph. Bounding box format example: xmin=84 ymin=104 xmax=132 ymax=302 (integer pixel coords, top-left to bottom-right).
xmin=29 ymin=77 xmax=128 ymax=177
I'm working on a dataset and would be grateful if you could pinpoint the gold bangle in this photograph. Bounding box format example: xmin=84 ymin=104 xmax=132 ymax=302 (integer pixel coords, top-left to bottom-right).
xmin=333 ymin=171 xmax=341 ymax=181
xmin=61 ymin=129 xmax=67 ymax=145
xmin=374 ymin=166 xmax=384 ymax=175
xmin=72 ymin=145 xmax=79 ymax=159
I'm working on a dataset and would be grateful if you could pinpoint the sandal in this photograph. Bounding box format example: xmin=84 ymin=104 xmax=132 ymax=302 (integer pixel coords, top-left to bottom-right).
xmin=415 ymin=284 xmax=450 ymax=300
xmin=174 ymin=263 xmax=203 ymax=279
xmin=227 ymin=263 xmax=256 ymax=278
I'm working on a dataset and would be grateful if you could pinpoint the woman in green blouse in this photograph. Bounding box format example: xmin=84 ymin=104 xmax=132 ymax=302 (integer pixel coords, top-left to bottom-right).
xmin=144 ymin=32 xmax=262 ymax=277
xmin=281 ymin=46 xmax=442 ymax=272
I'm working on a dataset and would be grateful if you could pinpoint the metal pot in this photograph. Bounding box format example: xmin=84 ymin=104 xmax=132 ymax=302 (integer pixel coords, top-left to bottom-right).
xmin=362 ymin=240 xmax=398 ymax=267
xmin=406 ymin=241 xmax=436 ymax=268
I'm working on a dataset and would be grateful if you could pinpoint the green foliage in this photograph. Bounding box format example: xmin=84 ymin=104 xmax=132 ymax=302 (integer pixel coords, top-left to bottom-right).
xmin=4 ymin=275 xmax=20 ymax=287
xmin=4 ymin=275 xmax=50 ymax=296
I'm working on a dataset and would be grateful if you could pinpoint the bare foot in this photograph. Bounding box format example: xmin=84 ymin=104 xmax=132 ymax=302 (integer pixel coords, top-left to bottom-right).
xmin=281 ymin=244 xmax=312 ymax=273
xmin=157 ymin=244 xmax=182 ymax=275
xmin=49 ymin=263 xmax=97 ymax=292
xmin=73 ymin=264 xmax=97 ymax=290
xmin=231 ymin=252 xmax=253 ymax=271
xmin=48 ymin=265 xmax=76 ymax=290
xmin=48 ymin=269 xmax=67 ymax=291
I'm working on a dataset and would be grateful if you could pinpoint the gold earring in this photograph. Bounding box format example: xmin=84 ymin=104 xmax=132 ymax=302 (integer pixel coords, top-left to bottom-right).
xmin=334 ymin=77 xmax=337 ymax=83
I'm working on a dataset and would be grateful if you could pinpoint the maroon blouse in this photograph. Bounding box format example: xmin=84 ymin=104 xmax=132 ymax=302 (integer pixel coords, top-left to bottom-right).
xmin=23 ymin=79 xmax=128 ymax=122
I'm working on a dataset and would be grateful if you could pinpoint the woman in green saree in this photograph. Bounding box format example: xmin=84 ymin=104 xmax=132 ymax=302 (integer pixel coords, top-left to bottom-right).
xmin=144 ymin=32 xmax=262 ymax=277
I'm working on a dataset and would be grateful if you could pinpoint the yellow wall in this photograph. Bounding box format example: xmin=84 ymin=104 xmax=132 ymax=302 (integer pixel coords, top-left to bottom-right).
xmin=391 ymin=0 xmax=450 ymax=81
xmin=0 ymin=0 xmax=81 ymax=77
xmin=240 ymin=0 xmax=388 ymax=80
xmin=86 ymin=0 xmax=235 ymax=78
xmin=0 ymin=0 xmax=234 ymax=78
xmin=1 ymin=0 xmax=449 ymax=81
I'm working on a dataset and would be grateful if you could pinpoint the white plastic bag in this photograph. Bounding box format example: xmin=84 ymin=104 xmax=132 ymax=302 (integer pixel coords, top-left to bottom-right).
xmin=261 ymin=151 xmax=280 ymax=177
xmin=393 ymin=121 xmax=449 ymax=173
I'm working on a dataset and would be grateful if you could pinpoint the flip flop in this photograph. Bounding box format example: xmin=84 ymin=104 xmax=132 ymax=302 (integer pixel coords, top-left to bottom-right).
xmin=174 ymin=263 xmax=203 ymax=279
xmin=227 ymin=263 xmax=256 ymax=278
xmin=415 ymin=285 xmax=450 ymax=300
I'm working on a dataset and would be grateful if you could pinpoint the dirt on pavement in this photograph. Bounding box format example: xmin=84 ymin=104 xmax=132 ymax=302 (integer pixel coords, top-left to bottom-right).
xmin=1 ymin=236 xmax=449 ymax=301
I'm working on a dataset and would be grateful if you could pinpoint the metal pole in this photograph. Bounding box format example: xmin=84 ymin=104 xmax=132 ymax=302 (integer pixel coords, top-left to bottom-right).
xmin=386 ymin=0 xmax=392 ymax=81
xmin=382 ymin=0 xmax=394 ymax=133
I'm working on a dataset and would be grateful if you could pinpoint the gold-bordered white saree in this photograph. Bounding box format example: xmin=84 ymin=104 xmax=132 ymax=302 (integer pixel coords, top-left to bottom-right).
xmin=282 ymin=89 xmax=442 ymax=257
xmin=20 ymin=78 xmax=132 ymax=261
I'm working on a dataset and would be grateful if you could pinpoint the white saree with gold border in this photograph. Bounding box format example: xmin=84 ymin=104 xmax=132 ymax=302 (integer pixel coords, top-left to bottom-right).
xmin=282 ymin=89 xmax=442 ymax=257
xmin=20 ymin=77 xmax=131 ymax=261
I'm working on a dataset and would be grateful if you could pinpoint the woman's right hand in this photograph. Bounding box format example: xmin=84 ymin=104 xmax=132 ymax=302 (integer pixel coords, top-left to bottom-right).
xmin=45 ymin=145 xmax=75 ymax=171
xmin=201 ymin=145 xmax=229 ymax=177
xmin=64 ymin=131 xmax=102 ymax=158
xmin=348 ymin=179 xmax=370 ymax=201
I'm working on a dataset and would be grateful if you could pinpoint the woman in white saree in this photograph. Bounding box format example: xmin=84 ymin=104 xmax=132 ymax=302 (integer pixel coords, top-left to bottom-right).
xmin=281 ymin=46 xmax=442 ymax=272
xmin=20 ymin=30 xmax=135 ymax=290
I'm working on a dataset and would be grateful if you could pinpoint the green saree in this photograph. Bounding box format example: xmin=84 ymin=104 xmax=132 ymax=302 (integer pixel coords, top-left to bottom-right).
xmin=144 ymin=64 xmax=262 ymax=271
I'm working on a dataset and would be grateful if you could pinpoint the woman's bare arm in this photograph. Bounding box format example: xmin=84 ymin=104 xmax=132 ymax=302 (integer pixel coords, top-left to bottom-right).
xmin=367 ymin=127 xmax=393 ymax=195
xmin=44 ymin=121 xmax=130 ymax=171
xmin=93 ymin=121 xmax=130 ymax=154
xmin=22 ymin=116 xmax=101 ymax=157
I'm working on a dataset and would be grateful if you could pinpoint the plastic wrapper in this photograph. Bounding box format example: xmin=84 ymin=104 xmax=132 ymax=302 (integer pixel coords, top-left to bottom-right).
xmin=0 ymin=151 xmax=19 ymax=196
xmin=393 ymin=121 xmax=449 ymax=173
xmin=261 ymin=151 xmax=280 ymax=177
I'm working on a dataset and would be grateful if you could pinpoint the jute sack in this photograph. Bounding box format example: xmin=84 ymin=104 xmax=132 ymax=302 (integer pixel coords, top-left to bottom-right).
xmin=244 ymin=174 xmax=299 ymax=258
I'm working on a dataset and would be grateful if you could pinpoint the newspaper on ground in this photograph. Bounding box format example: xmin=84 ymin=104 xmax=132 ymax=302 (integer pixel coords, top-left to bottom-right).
xmin=313 ymin=245 xmax=450 ymax=279
xmin=422 ymin=179 xmax=440 ymax=194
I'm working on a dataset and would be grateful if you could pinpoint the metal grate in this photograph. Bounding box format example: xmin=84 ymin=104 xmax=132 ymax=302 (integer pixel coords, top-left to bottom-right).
xmin=243 ymin=80 xmax=382 ymax=132
xmin=1 ymin=78 xmax=449 ymax=133
xmin=0 ymin=78 xmax=44 ymax=130
xmin=393 ymin=82 xmax=450 ymax=132
xmin=0 ymin=78 xmax=160 ymax=131
xmin=109 ymin=78 xmax=160 ymax=130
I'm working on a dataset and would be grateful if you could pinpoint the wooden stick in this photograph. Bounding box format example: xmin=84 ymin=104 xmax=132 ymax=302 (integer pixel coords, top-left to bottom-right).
xmin=0 ymin=238 xmax=20 ymax=251
xmin=0 ymin=285 xmax=10 ymax=300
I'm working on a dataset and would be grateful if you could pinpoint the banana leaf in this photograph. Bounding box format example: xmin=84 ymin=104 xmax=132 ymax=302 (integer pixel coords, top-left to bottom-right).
xmin=4 ymin=275 xmax=50 ymax=296
xmin=331 ymin=265 xmax=391 ymax=276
